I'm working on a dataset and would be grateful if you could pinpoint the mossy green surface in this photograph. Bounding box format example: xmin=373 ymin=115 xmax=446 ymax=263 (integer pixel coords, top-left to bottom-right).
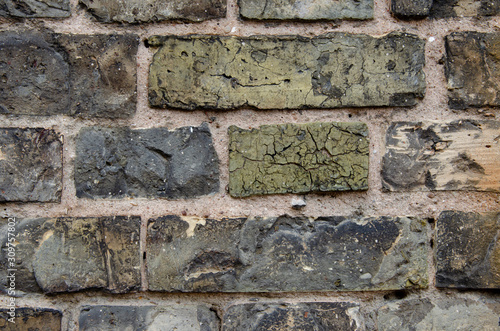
xmin=228 ymin=122 xmax=369 ymax=197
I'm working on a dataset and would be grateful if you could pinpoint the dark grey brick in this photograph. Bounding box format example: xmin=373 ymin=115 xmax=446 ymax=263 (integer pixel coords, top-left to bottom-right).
xmin=0 ymin=128 xmax=62 ymax=202
xmin=75 ymin=124 xmax=219 ymax=199
xmin=0 ymin=0 xmax=70 ymax=18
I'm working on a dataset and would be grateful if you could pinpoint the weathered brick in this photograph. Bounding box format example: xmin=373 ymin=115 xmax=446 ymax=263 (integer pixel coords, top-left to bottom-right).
xmin=147 ymin=215 xmax=428 ymax=292
xmin=446 ymin=32 xmax=500 ymax=109
xmin=239 ymin=0 xmax=373 ymax=20
xmin=392 ymin=0 xmax=500 ymax=18
xmin=223 ymin=302 xmax=361 ymax=330
xmin=0 ymin=308 xmax=62 ymax=330
xmin=436 ymin=211 xmax=500 ymax=289
xmin=75 ymin=124 xmax=219 ymax=199
xmin=0 ymin=31 xmax=138 ymax=118
xmin=382 ymin=120 xmax=500 ymax=192
xmin=148 ymin=33 xmax=425 ymax=110
xmin=391 ymin=0 xmax=432 ymax=17
xmin=0 ymin=217 xmax=141 ymax=294
xmin=0 ymin=128 xmax=62 ymax=202
xmin=375 ymin=298 xmax=500 ymax=331
xmin=228 ymin=122 xmax=369 ymax=197
xmin=80 ymin=0 xmax=226 ymax=23
xmin=0 ymin=0 xmax=70 ymax=18
xmin=79 ymin=305 xmax=219 ymax=330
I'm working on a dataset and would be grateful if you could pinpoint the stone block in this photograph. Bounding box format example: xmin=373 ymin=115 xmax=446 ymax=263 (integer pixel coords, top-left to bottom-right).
xmin=0 ymin=308 xmax=62 ymax=330
xmin=0 ymin=0 xmax=70 ymax=18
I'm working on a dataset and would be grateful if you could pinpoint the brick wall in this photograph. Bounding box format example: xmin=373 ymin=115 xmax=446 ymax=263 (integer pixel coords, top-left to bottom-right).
xmin=0 ymin=0 xmax=499 ymax=329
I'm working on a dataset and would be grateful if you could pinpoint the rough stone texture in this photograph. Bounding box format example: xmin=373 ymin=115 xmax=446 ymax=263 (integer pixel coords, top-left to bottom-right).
xmin=223 ymin=302 xmax=361 ymax=330
xmin=430 ymin=0 xmax=500 ymax=18
xmin=147 ymin=215 xmax=428 ymax=292
xmin=0 ymin=308 xmax=62 ymax=330
xmin=148 ymin=33 xmax=425 ymax=110
xmin=446 ymin=32 xmax=500 ymax=109
xmin=0 ymin=31 xmax=138 ymax=118
xmin=0 ymin=128 xmax=62 ymax=202
xmin=228 ymin=122 xmax=369 ymax=197
xmin=75 ymin=124 xmax=219 ymax=199
xmin=0 ymin=217 xmax=141 ymax=294
xmin=239 ymin=0 xmax=373 ymax=20
xmin=436 ymin=211 xmax=500 ymax=289
xmin=375 ymin=298 xmax=500 ymax=331
xmin=0 ymin=0 xmax=70 ymax=18
xmin=80 ymin=0 xmax=226 ymax=23
xmin=382 ymin=120 xmax=500 ymax=192
xmin=391 ymin=0 xmax=433 ymax=17
xmin=79 ymin=305 xmax=219 ymax=330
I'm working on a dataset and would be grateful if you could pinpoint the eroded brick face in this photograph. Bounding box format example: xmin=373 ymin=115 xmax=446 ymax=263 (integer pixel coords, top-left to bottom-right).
xmin=74 ymin=124 xmax=219 ymax=199
xmin=239 ymin=0 xmax=373 ymax=20
xmin=0 ymin=308 xmax=62 ymax=330
xmin=0 ymin=217 xmax=141 ymax=294
xmin=147 ymin=215 xmax=428 ymax=292
xmin=382 ymin=120 xmax=500 ymax=192
xmin=0 ymin=0 xmax=70 ymax=18
xmin=392 ymin=0 xmax=500 ymax=18
xmin=436 ymin=211 xmax=500 ymax=289
xmin=0 ymin=31 xmax=138 ymax=118
xmin=148 ymin=33 xmax=425 ymax=110
xmin=228 ymin=122 xmax=369 ymax=197
xmin=0 ymin=128 xmax=62 ymax=202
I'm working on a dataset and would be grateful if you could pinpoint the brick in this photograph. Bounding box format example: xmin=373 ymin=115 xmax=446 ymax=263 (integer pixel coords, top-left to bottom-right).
xmin=391 ymin=0 xmax=432 ymax=17
xmin=382 ymin=120 xmax=500 ymax=192
xmin=79 ymin=305 xmax=219 ymax=330
xmin=75 ymin=124 xmax=219 ymax=199
xmin=239 ymin=0 xmax=373 ymax=20
xmin=0 ymin=217 xmax=141 ymax=294
xmin=147 ymin=215 xmax=428 ymax=292
xmin=80 ymin=0 xmax=226 ymax=23
xmin=446 ymin=32 xmax=500 ymax=109
xmin=228 ymin=122 xmax=369 ymax=197
xmin=0 ymin=308 xmax=62 ymax=330
xmin=375 ymin=298 xmax=500 ymax=331
xmin=0 ymin=128 xmax=62 ymax=202
xmin=392 ymin=0 xmax=500 ymax=18
xmin=0 ymin=0 xmax=70 ymax=18
xmin=436 ymin=211 xmax=500 ymax=289
xmin=223 ymin=302 xmax=361 ymax=330
xmin=148 ymin=33 xmax=425 ymax=110
xmin=0 ymin=31 xmax=138 ymax=118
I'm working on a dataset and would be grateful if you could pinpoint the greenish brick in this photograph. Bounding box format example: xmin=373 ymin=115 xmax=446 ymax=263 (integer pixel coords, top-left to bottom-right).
xmin=436 ymin=211 xmax=500 ymax=289
xmin=223 ymin=302 xmax=361 ymax=330
xmin=239 ymin=0 xmax=373 ymax=20
xmin=0 ymin=217 xmax=141 ymax=294
xmin=229 ymin=122 xmax=369 ymax=197
xmin=80 ymin=0 xmax=226 ymax=23
xmin=148 ymin=33 xmax=425 ymax=110
xmin=147 ymin=215 xmax=429 ymax=292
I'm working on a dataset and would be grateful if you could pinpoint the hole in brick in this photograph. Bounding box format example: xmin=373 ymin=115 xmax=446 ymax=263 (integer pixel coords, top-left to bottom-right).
xmin=383 ymin=290 xmax=408 ymax=300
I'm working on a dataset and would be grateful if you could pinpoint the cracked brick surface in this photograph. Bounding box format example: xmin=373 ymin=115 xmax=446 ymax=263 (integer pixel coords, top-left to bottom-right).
xmin=446 ymin=32 xmax=500 ymax=109
xmin=436 ymin=211 xmax=500 ymax=289
xmin=147 ymin=215 xmax=429 ymax=292
xmin=0 ymin=128 xmax=62 ymax=202
xmin=147 ymin=33 xmax=425 ymax=110
xmin=239 ymin=0 xmax=373 ymax=20
xmin=0 ymin=217 xmax=141 ymax=294
xmin=80 ymin=0 xmax=226 ymax=23
xmin=75 ymin=124 xmax=219 ymax=199
xmin=382 ymin=120 xmax=500 ymax=192
xmin=228 ymin=122 xmax=369 ymax=197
